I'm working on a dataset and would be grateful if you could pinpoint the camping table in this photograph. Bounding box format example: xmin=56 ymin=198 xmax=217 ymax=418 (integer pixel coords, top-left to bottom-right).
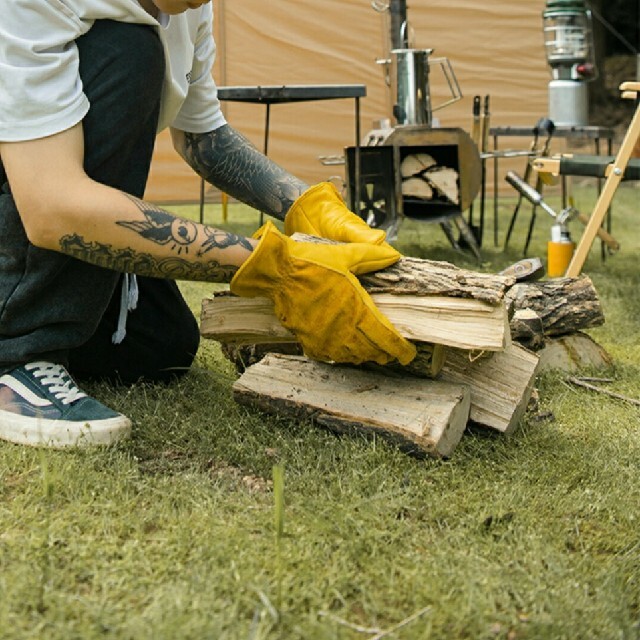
xmin=199 ymin=84 xmax=367 ymax=223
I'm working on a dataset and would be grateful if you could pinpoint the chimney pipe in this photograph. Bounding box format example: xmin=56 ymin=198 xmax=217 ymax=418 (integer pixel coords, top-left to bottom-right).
xmin=389 ymin=0 xmax=408 ymax=50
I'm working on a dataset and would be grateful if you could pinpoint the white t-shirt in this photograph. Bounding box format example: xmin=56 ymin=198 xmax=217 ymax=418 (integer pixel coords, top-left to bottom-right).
xmin=0 ymin=0 xmax=226 ymax=142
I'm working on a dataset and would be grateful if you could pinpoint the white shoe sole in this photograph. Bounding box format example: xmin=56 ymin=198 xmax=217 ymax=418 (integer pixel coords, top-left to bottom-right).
xmin=0 ymin=410 xmax=132 ymax=448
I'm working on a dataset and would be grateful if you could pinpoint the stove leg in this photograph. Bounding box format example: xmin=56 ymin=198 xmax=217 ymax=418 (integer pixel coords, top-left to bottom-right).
xmin=440 ymin=220 xmax=461 ymax=251
xmin=453 ymin=215 xmax=482 ymax=263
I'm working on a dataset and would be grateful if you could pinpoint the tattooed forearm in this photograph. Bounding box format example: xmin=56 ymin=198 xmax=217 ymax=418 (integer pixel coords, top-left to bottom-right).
xmin=60 ymin=233 xmax=239 ymax=282
xmin=59 ymin=196 xmax=254 ymax=280
xmin=199 ymin=227 xmax=253 ymax=256
xmin=118 ymin=195 xmax=254 ymax=257
xmin=180 ymin=124 xmax=308 ymax=221
xmin=117 ymin=197 xmax=198 ymax=252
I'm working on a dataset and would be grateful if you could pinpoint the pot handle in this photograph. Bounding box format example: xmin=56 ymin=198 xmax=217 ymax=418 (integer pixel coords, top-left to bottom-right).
xmin=399 ymin=21 xmax=415 ymax=48
xmin=429 ymin=57 xmax=463 ymax=112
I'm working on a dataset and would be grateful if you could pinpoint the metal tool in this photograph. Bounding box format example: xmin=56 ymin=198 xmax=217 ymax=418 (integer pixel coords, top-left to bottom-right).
xmin=373 ymin=0 xmax=461 ymax=128
xmin=467 ymin=95 xmax=482 ymax=242
xmin=505 ymin=171 xmax=620 ymax=253
xmin=499 ymin=257 xmax=545 ymax=282
xmin=503 ymin=118 xmax=555 ymax=251
xmin=477 ymin=95 xmax=490 ymax=245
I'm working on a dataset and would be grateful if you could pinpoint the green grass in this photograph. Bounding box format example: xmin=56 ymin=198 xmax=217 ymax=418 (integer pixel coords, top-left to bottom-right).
xmin=1 ymin=184 xmax=639 ymax=639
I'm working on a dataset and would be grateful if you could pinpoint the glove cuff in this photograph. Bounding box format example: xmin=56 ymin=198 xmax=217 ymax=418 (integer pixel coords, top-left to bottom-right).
xmin=285 ymin=182 xmax=388 ymax=246
xmin=284 ymin=182 xmax=341 ymax=237
xmin=230 ymin=221 xmax=288 ymax=297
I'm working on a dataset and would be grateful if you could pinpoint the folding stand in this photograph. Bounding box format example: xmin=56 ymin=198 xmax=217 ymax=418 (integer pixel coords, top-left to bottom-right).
xmin=532 ymin=81 xmax=640 ymax=277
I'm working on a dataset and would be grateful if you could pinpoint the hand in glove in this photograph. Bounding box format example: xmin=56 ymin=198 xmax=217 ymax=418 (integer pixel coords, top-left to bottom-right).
xmin=230 ymin=221 xmax=416 ymax=366
xmin=285 ymin=182 xmax=388 ymax=245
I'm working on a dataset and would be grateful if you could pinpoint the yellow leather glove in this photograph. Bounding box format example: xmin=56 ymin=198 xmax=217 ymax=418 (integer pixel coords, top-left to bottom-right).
xmin=285 ymin=182 xmax=388 ymax=245
xmin=230 ymin=221 xmax=416 ymax=366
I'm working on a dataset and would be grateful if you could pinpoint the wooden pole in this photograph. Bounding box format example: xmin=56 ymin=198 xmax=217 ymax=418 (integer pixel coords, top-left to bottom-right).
xmin=566 ymin=82 xmax=640 ymax=276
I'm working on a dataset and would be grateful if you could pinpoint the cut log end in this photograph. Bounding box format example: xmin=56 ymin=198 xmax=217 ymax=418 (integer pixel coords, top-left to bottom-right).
xmin=441 ymin=343 xmax=540 ymax=433
xmin=537 ymin=332 xmax=613 ymax=373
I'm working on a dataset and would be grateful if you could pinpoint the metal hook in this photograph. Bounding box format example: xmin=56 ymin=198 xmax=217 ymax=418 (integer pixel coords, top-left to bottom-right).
xmin=371 ymin=1 xmax=389 ymax=12
xmin=399 ymin=21 xmax=414 ymax=48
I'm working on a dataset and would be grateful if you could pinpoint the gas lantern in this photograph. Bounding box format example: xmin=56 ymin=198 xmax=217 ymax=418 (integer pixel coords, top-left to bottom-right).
xmin=542 ymin=0 xmax=598 ymax=126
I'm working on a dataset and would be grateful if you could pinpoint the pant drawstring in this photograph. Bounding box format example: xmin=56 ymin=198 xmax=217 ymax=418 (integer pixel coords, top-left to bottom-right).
xmin=111 ymin=274 xmax=139 ymax=344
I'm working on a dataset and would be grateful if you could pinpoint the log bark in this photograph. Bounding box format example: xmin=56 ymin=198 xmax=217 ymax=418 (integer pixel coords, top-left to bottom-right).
xmin=201 ymin=293 xmax=510 ymax=351
xmin=507 ymin=275 xmax=604 ymax=338
xmin=232 ymin=353 xmax=471 ymax=458
xmin=440 ymin=343 xmax=540 ymax=433
xmin=289 ymin=234 xmax=514 ymax=304
xmin=358 ymin=256 xmax=513 ymax=304
xmin=380 ymin=343 xmax=448 ymax=379
xmin=509 ymin=309 xmax=546 ymax=351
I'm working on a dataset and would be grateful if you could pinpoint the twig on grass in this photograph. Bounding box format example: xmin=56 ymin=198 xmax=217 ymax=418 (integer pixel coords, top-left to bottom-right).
xmin=567 ymin=376 xmax=640 ymax=407
xmin=368 ymin=606 xmax=432 ymax=639
xmin=318 ymin=606 xmax=432 ymax=639
xmin=317 ymin=611 xmax=382 ymax=635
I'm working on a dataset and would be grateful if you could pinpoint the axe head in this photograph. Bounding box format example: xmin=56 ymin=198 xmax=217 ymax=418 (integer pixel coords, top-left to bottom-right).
xmin=499 ymin=257 xmax=545 ymax=282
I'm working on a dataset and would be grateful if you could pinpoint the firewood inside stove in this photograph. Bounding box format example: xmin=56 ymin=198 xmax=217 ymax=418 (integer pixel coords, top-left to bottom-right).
xmin=400 ymin=153 xmax=459 ymax=204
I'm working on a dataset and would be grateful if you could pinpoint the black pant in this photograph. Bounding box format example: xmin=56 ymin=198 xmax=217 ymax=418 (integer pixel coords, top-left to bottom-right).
xmin=0 ymin=20 xmax=200 ymax=383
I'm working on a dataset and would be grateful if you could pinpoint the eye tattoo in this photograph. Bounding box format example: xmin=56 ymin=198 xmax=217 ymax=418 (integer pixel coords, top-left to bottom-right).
xmin=118 ymin=197 xmax=198 ymax=254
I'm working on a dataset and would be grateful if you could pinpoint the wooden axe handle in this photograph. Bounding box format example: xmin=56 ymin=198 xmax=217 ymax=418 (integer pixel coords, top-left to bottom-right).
xmin=574 ymin=212 xmax=620 ymax=252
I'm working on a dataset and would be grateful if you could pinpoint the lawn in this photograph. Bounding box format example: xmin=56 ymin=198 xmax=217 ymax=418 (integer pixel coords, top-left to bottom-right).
xmin=0 ymin=183 xmax=638 ymax=640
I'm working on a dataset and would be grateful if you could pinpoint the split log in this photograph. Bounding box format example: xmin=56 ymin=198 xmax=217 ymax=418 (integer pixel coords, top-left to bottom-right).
xmin=423 ymin=166 xmax=459 ymax=204
xmin=220 ymin=341 xmax=303 ymax=373
xmin=220 ymin=339 xmax=538 ymax=434
xmin=402 ymin=176 xmax=434 ymax=199
xmin=400 ymin=154 xmax=459 ymax=203
xmin=219 ymin=342 xmax=448 ymax=379
xmin=201 ymin=292 xmax=511 ymax=351
xmin=232 ymin=353 xmax=471 ymax=458
xmin=506 ymin=275 xmax=604 ymax=338
xmin=287 ymin=234 xmax=513 ymax=303
xmin=536 ymin=332 xmax=613 ymax=373
xmin=222 ymin=339 xmax=537 ymax=435
xmin=201 ymin=243 xmax=514 ymax=351
xmin=221 ymin=341 xmax=447 ymax=379
xmin=383 ymin=343 xmax=448 ymax=379
xmin=440 ymin=343 xmax=540 ymax=433
xmin=400 ymin=153 xmax=436 ymax=177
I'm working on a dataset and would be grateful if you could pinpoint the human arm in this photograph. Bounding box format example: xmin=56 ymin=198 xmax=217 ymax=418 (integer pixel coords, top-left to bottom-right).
xmin=171 ymin=124 xmax=308 ymax=222
xmin=0 ymin=122 xmax=414 ymax=364
xmin=0 ymin=123 xmax=255 ymax=282
xmin=171 ymin=124 xmax=388 ymax=244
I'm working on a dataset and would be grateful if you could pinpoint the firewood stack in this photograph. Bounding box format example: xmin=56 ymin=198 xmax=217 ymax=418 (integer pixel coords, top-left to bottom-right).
xmin=200 ymin=245 xmax=608 ymax=458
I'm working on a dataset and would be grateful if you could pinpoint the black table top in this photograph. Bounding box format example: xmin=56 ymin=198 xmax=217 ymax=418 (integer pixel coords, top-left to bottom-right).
xmin=216 ymin=84 xmax=367 ymax=104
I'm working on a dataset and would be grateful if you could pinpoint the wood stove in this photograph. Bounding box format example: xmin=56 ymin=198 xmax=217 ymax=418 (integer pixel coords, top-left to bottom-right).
xmin=345 ymin=126 xmax=482 ymax=235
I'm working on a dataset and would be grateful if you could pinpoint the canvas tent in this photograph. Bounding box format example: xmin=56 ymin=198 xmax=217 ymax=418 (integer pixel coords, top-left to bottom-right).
xmin=145 ymin=0 xmax=553 ymax=203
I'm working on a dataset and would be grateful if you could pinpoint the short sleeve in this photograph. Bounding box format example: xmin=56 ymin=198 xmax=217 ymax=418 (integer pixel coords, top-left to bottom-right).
xmin=169 ymin=4 xmax=226 ymax=134
xmin=0 ymin=0 xmax=90 ymax=142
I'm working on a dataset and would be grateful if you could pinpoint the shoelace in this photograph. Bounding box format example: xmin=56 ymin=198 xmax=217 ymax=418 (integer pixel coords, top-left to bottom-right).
xmin=24 ymin=362 xmax=87 ymax=406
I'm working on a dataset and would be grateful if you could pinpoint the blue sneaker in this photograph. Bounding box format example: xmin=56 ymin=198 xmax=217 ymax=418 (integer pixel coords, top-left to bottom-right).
xmin=0 ymin=362 xmax=131 ymax=448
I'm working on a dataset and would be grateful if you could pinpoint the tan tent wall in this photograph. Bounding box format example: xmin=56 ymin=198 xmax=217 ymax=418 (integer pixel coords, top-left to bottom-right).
xmin=145 ymin=0 xmax=553 ymax=203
